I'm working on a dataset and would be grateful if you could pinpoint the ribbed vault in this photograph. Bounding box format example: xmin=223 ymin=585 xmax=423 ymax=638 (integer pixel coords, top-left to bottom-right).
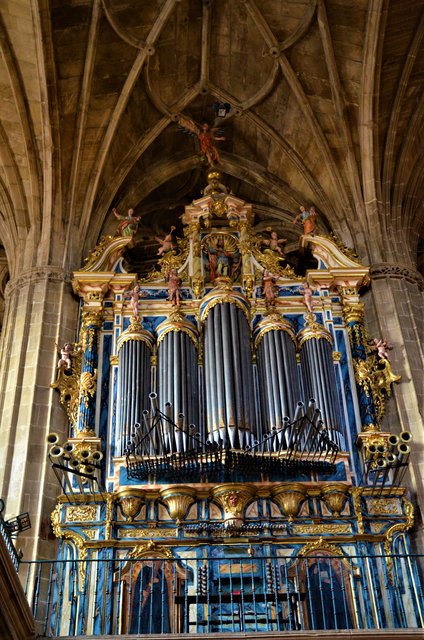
xmin=0 ymin=0 xmax=422 ymax=278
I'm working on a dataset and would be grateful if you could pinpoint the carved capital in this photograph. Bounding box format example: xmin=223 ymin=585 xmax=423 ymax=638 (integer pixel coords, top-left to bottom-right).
xmin=370 ymin=263 xmax=424 ymax=290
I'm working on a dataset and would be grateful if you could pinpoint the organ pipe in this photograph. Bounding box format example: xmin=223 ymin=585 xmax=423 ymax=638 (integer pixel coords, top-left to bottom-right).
xmin=156 ymin=314 xmax=199 ymax=430
xmin=201 ymin=290 xmax=256 ymax=448
xmin=255 ymin=314 xmax=299 ymax=443
xmin=116 ymin=320 xmax=154 ymax=456
xmin=297 ymin=321 xmax=345 ymax=449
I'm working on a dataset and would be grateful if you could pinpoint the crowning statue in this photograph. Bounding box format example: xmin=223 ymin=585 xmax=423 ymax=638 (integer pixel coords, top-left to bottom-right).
xmin=176 ymin=115 xmax=225 ymax=166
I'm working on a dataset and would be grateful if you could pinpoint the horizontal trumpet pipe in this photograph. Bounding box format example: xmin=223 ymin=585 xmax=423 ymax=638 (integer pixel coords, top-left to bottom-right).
xmin=46 ymin=432 xmax=59 ymax=446
xmin=399 ymin=431 xmax=412 ymax=444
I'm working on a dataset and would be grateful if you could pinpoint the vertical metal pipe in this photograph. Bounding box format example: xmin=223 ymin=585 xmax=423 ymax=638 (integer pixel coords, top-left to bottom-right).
xmin=180 ymin=334 xmax=187 ymax=418
xmin=238 ymin=308 xmax=255 ymax=435
xmin=267 ymin=332 xmax=282 ymax=429
xmin=205 ymin=308 xmax=219 ymax=442
xmin=173 ymin=331 xmax=181 ymax=417
xmin=221 ymin=302 xmax=236 ymax=427
xmin=213 ymin=306 xmax=226 ymax=437
xmin=230 ymin=304 xmax=243 ymax=430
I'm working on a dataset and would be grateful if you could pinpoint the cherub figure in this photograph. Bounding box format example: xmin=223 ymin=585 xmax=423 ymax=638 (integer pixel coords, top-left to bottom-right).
xmin=262 ymin=229 xmax=287 ymax=257
xmin=299 ymin=282 xmax=314 ymax=313
xmin=176 ymin=115 xmax=225 ymax=166
xmin=130 ymin=285 xmax=140 ymax=319
xmin=168 ymin=269 xmax=182 ymax=306
xmin=57 ymin=343 xmax=74 ymax=370
xmin=371 ymin=338 xmax=392 ymax=361
xmin=113 ymin=207 xmax=141 ymax=237
xmin=293 ymin=205 xmax=317 ymax=235
xmin=263 ymin=270 xmax=278 ymax=307
xmin=156 ymin=226 xmax=176 ymax=256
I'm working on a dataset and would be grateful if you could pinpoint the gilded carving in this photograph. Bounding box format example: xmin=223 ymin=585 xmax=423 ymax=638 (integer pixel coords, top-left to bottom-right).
xmin=79 ymin=370 xmax=97 ymax=408
xmin=51 ymin=344 xmax=83 ymax=428
xmin=82 ymin=529 xmax=96 ymax=540
xmin=353 ymin=356 xmax=401 ymax=425
xmin=367 ymin=499 xmax=401 ymax=515
xmin=105 ymin=493 xmax=113 ymax=541
xmin=351 ymin=487 xmax=365 ymax=534
xmin=342 ymin=301 xmax=365 ymax=325
xmin=118 ymin=528 xmax=178 ymax=539
xmin=66 ymin=505 xmax=97 ymax=522
xmin=127 ymin=541 xmax=173 ymax=559
xmin=298 ymin=537 xmax=344 ymax=557
xmin=212 ymin=484 xmax=256 ymax=527
xmin=271 ymin=484 xmax=308 ymax=522
xmin=384 ymin=497 xmax=414 ymax=581
xmin=320 ymin=484 xmax=350 ymax=517
xmin=160 ymin=486 xmax=196 ymax=523
xmin=117 ymin=494 xmax=145 ymax=522
xmin=293 ymin=524 xmax=351 ymax=534
xmin=51 ymin=504 xmax=87 ymax=588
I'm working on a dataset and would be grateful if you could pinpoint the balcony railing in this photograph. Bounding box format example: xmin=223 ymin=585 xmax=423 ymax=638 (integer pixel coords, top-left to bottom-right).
xmin=20 ymin=554 xmax=424 ymax=637
xmin=0 ymin=504 xmax=20 ymax=571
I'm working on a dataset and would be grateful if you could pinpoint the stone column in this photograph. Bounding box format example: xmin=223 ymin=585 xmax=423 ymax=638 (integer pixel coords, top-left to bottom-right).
xmin=366 ymin=264 xmax=424 ymax=552
xmin=0 ymin=266 xmax=78 ymax=560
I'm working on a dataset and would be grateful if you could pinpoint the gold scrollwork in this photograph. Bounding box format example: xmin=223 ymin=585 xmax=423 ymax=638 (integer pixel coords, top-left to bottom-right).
xmin=293 ymin=524 xmax=351 ymax=535
xmin=298 ymin=537 xmax=344 ymax=557
xmin=66 ymin=505 xmax=97 ymax=522
xmin=118 ymin=528 xmax=178 ymax=539
xmin=351 ymin=487 xmax=365 ymax=534
xmin=354 ymin=355 xmax=401 ymax=425
xmin=367 ymin=499 xmax=401 ymax=515
xmin=51 ymin=504 xmax=87 ymax=588
xmin=126 ymin=541 xmax=174 ymax=559
xmin=384 ymin=497 xmax=414 ymax=581
xmin=80 ymin=370 xmax=97 ymax=408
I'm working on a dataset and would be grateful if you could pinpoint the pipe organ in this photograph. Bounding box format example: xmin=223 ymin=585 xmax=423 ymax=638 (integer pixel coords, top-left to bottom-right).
xmin=47 ymin=171 xmax=421 ymax=636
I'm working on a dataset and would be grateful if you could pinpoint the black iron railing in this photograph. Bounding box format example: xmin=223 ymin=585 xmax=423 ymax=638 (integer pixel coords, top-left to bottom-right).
xmin=20 ymin=553 xmax=424 ymax=637
xmin=0 ymin=498 xmax=21 ymax=571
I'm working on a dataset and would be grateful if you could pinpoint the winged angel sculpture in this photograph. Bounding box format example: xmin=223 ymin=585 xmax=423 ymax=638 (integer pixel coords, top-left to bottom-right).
xmin=176 ymin=115 xmax=225 ymax=167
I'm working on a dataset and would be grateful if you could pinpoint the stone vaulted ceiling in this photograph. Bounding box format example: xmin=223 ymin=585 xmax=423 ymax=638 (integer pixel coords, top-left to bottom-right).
xmin=0 ymin=0 xmax=422 ymax=280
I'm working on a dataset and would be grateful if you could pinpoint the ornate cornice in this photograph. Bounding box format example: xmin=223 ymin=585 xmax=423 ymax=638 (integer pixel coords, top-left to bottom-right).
xmin=5 ymin=266 xmax=71 ymax=298
xmin=370 ymin=263 xmax=424 ymax=290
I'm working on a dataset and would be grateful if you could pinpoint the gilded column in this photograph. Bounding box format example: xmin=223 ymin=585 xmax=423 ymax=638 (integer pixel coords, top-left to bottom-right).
xmin=341 ymin=290 xmax=378 ymax=432
xmin=76 ymin=308 xmax=103 ymax=436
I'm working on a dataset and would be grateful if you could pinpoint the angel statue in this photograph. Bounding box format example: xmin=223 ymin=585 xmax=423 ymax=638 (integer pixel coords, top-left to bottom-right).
xmin=57 ymin=343 xmax=74 ymax=370
xmin=370 ymin=338 xmax=392 ymax=361
xmin=156 ymin=226 xmax=176 ymax=256
xmin=262 ymin=228 xmax=287 ymax=257
xmin=176 ymin=115 xmax=225 ymax=166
